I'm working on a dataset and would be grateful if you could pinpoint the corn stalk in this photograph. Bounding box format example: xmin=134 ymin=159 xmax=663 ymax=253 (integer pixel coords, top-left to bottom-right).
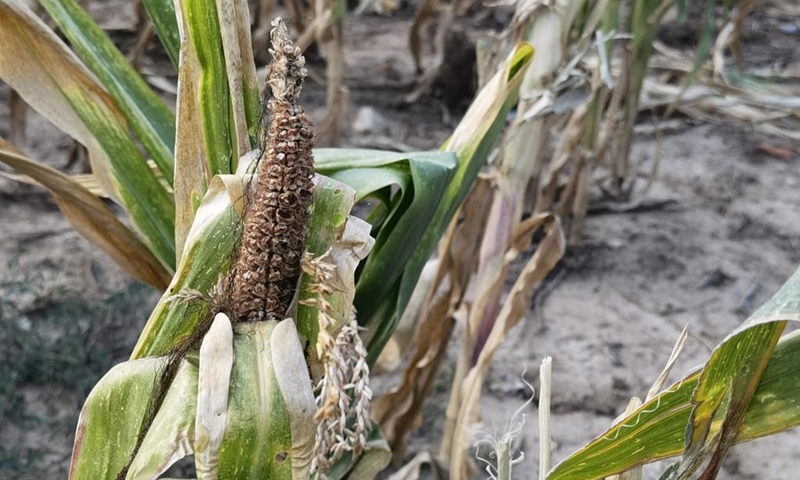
xmin=0 ymin=0 xmax=533 ymax=476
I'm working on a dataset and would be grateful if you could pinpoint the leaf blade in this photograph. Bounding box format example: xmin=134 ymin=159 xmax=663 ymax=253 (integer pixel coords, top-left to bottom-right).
xmin=0 ymin=142 xmax=171 ymax=290
xmin=39 ymin=0 xmax=177 ymax=184
xmin=0 ymin=1 xmax=176 ymax=268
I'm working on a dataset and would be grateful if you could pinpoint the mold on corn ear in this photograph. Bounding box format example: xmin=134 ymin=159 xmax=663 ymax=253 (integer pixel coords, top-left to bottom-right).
xmin=231 ymin=18 xmax=315 ymax=322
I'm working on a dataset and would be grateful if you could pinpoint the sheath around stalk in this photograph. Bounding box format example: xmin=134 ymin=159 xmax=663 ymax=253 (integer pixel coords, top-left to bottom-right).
xmin=231 ymin=19 xmax=315 ymax=322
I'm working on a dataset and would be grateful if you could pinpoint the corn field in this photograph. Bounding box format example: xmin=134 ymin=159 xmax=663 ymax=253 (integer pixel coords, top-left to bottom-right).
xmin=0 ymin=0 xmax=799 ymax=480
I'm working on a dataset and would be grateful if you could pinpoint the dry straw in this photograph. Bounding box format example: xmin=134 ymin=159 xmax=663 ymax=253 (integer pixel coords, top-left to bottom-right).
xmin=302 ymin=252 xmax=372 ymax=477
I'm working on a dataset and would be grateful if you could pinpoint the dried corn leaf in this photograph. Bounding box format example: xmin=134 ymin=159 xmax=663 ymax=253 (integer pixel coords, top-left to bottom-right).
xmin=215 ymin=0 xmax=260 ymax=155
xmin=0 ymin=0 xmax=176 ymax=268
xmin=0 ymin=142 xmax=171 ymax=290
xmin=447 ymin=214 xmax=565 ymax=479
xmin=372 ymin=44 xmax=535 ymax=453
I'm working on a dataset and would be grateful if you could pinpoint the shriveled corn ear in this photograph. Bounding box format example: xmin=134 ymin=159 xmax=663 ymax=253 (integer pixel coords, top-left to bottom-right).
xmin=69 ymin=19 xmax=379 ymax=480
xmin=231 ymin=18 xmax=315 ymax=322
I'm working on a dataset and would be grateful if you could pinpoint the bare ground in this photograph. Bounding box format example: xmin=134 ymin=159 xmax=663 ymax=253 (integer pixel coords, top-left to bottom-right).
xmin=1 ymin=5 xmax=800 ymax=480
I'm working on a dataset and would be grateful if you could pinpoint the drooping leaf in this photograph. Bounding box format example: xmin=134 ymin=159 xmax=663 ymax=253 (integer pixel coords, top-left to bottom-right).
xmin=314 ymin=150 xmax=456 ymax=362
xmin=548 ymin=266 xmax=800 ymax=480
xmin=0 ymin=0 xmax=176 ymax=269
xmin=38 ymin=0 xmax=177 ymax=185
xmin=0 ymin=141 xmax=171 ymax=290
xmin=68 ymin=358 xmax=198 ymax=480
xmin=319 ymin=43 xmax=534 ymax=365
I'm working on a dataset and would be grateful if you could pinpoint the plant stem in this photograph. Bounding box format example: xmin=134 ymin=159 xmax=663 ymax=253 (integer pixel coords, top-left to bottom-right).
xmin=539 ymin=357 xmax=552 ymax=480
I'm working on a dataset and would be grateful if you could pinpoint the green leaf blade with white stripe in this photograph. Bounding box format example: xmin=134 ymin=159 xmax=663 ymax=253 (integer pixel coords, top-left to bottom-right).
xmin=39 ymin=0 xmax=177 ymax=185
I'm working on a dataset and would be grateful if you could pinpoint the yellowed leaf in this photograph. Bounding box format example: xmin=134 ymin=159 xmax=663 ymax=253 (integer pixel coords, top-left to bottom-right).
xmin=0 ymin=142 xmax=171 ymax=290
xmin=0 ymin=1 xmax=126 ymax=202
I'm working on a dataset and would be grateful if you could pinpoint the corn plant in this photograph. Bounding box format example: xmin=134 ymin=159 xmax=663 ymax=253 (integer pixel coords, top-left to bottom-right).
xmin=542 ymin=264 xmax=800 ymax=479
xmin=374 ymin=0 xmax=798 ymax=478
xmin=0 ymin=0 xmax=534 ymax=477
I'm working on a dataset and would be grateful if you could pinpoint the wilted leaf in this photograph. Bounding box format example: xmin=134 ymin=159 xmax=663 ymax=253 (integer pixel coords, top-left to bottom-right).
xmin=0 ymin=0 xmax=176 ymax=269
xmin=131 ymin=170 xmax=244 ymax=359
xmin=0 ymin=142 xmax=171 ymax=290
xmin=373 ymin=176 xmax=494 ymax=458
xmin=39 ymin=0 xmax=177 ymax=184
xmin=216 ymin=0 xmax=260 ymax=155
xmin=69 ymin=358 xmax=198 ymax=480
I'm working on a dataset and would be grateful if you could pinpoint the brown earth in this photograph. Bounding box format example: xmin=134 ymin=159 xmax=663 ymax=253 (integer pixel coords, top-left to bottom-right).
xmin=1 ymin=3 xmax=799 ymax=480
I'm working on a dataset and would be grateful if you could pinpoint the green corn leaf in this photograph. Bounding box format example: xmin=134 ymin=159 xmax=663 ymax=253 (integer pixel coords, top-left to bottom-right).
xmin=314 ymin=150 xmax=457 ymax=362
xmin=131 ymin=171 xmax=245 ymax=359
xmin=38 ymin=0 xmax=177 ymax=185
xmin=317 ymin=43 xmax=533 ymax=364
xmin=548 ymin=266 xmax=800 ymax=480
xmin=68 ymin=357 xmax=198 ymax=480
xmin=174 ymin=0 xmax=234 ymax=176
xmin=174 ymin=0 xmax=258 ymax=258
xmin=140 ymin=0 xmax=181 ymax=67
xmin=0 ymin=0 xmax=176 ymax=269
xmin=215 ymin=321 xmax=297 ymax=479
